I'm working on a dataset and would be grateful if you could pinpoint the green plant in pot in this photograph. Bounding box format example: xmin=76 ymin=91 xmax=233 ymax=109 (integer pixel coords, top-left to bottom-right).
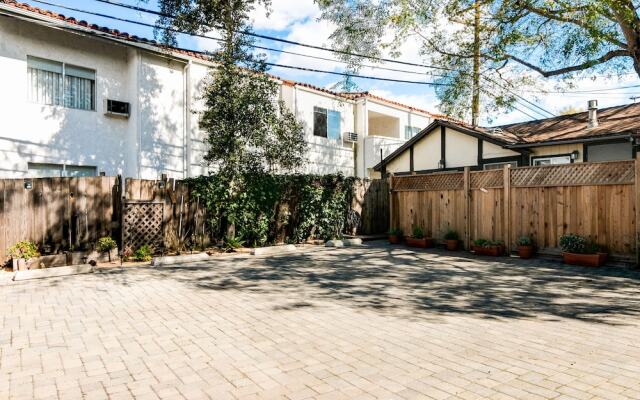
xmin=405 ymin=226 xmax=433 ymax=248
xmin=471 ymin=238 xmax=505 ymax=256
xmin=7 ymin=240 xmax=40 ymax=271
xmin=444 ymin=230 xmax=459 ymax=251
xmin=96 ymin=236 xmax=117 ymax=262
xmin=388 ymin=228 xmax=402 ymax=244
xmin=516 ymin=236 xmax=534 ymax=259
xmin=559 ymin=233 xmax=607 ymax=267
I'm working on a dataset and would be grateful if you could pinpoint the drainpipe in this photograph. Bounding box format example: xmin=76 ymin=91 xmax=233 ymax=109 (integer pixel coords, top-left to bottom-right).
xmin=183 ymin=60 xmax=192 ymax=178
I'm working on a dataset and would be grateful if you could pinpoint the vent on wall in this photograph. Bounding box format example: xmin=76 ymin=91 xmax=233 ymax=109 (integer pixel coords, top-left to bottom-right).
xmin=104 ymin=99 xmax=130 ymax=118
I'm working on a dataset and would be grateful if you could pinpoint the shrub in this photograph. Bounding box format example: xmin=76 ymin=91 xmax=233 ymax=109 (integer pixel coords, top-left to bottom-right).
xmin=7 ymin=240 xmax=40 ymax=260
xmin=411 ymin=226 xmax=425 ymax=239
xmin=223 ymin=235 xmax=245 ymax=252
xmin=97 ymin=237 xmax=117 ymax=253
xmin=444 ymin=230 xmax=459 ymax=241
xmin=388 ymin=227 xmax=402 ymax=236
xmin=473 ymin=239 xmax=503 ymax=247
xmin=133 ymin=245 xmax=153 ymax=262
xmin=516 ymin=236 xmax=532 ymax=246
xmin=559 ymin=233 xmax=599 ymax=254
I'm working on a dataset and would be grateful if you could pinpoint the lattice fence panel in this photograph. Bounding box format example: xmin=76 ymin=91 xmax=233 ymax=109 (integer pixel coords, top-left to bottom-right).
xmin=511 ymin=160 xmax=635 ymax=187
xmin=470 ymin=170 xmax=503 ymax=189
xmin=393 ymin=172 xmax=464 ymax=191
xmin=123 ymin=202 xmax=164 ymax=251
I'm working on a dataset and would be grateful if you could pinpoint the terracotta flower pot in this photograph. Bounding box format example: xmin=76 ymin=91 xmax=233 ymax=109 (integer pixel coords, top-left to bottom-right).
xmin=517 ymin=245 xmax=534 ymax=259
xmin=562 ymin=252 xmax=607 ymax=267
xmin=446 ymin=239 xmax=459 ymax=251
xmin=405 ymin=237 xmax=434 ymax=248
xmin=389 ymin=235 xmax=401 ymax=244
xmin=472 ymin=245 xmax=504 ymax=256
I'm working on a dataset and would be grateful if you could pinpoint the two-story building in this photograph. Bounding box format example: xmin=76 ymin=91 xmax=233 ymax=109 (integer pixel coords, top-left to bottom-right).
xmin=0 ymin=0 xmax=436 ymax=179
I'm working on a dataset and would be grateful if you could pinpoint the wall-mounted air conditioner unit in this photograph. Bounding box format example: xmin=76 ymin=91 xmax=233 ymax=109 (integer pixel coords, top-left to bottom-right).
xmin=104 ymin=99 xmax=130 ymax=118
xmin=343 ymin=132 xmax=358 ymax=143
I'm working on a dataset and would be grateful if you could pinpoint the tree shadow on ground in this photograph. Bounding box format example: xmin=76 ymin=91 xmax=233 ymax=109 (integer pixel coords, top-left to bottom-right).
xmin=97 ymin=242 xmax=640 ymax=324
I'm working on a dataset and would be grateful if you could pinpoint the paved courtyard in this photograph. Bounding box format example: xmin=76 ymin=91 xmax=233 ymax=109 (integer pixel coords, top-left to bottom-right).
xmin=2 ymin=242 xmax=640 ymax=399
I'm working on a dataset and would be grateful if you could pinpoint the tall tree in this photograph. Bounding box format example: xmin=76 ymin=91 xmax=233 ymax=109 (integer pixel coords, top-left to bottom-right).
xmin=317 ymin=0 xmax=640 ymax=123
xmin=154 ymin=0 xmax=307 ymax=177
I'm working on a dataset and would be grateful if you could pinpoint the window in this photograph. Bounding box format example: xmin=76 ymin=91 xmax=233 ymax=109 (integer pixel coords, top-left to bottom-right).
xmin=28 ymin=162 xmax=97 ymax=177
xmin=483 ymin=161 xmax=518 ymax=170
xmin=313 ymin=107 xmax=341 ymax=139
xmin=404 ymin=126 xmax=421 ymax=140
xmin=532 ymin=155 xmax=571 ymax=166
xmin=28 ymin=56 xmax=95 ymax=111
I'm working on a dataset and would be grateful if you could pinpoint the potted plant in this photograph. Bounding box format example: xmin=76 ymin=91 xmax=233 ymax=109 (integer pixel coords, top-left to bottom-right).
xmin=388 ymin=228 xmax=403 ymax=244
xmin=96 ymin=236 xmax=118 ymax=262
xmin=559 ymin=233 xmax=607 ymax=267
xmin=405 ymin=227 xmax=433 ymax=248
xmin=7 ymin=240 xmax=40 ymax=271
xmin=516 ymin=236 xmax=534 ymax=259
xmin=444 ymin=230 xmax=460 ymax=251
xmin=471 ymin=239 xmax=505 ymax=256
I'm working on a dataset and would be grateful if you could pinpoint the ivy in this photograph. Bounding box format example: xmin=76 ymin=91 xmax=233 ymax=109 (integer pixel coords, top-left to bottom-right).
xmin=187 ymin=173 xmax=357 ymax=246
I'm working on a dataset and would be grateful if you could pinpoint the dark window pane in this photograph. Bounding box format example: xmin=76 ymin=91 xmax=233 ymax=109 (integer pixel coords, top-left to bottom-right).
xmin=313 ymin=107 xmax=327 ymax=137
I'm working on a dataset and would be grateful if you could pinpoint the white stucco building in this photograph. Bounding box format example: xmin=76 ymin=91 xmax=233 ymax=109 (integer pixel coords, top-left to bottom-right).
xmin=0 ymin=0 xmax=436 ymax=179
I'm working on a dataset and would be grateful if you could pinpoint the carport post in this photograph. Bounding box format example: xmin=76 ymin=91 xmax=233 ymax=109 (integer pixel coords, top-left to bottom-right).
xmin=503 ymin=164 xmax=512 ymax=254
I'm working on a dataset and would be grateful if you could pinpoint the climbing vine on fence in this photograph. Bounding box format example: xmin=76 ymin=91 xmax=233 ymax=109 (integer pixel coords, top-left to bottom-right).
xmin=186 ymin=174 xmax=357 ymax=247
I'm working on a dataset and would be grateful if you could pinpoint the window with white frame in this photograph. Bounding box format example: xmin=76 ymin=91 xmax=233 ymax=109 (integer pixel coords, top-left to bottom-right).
xmin=313 ymin=106 xmax=341 ymax=139
xmin=532 ymin=155 xmax=571 ymax=166
xmin=27 ymin=56 xmax=96 ymax=111
xmin=404 ymin=126 xmax=421 ymax=140
xmin=28 ymin=162 xmax=97 ymax=177
xmin=483 ymin=161 xmax=518 ymax=170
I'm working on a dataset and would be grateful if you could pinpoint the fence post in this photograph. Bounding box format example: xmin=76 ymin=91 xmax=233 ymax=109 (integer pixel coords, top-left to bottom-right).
xmin=463 ymin=167 xmax=470 ymax=250
xmin=503 ymin=164 xmax=512 ymax=255
xmin=388 ymin=174 xmax=394 ymax=231
xmin=633 ymin=158 xmax=640 ymax=265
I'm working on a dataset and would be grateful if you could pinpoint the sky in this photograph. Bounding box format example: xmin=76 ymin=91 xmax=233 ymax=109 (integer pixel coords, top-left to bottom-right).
xmin=26 ymin=0 xmax=640 ymax=126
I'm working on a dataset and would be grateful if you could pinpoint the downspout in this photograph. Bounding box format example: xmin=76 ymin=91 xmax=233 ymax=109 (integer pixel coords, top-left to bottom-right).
xmin=136 ymin=51 xmax=142 ymax=179
xmin=363 ymin=98 xmax=368 ymax=178
xmin=183 ymin=60 xmax=192 ymax=178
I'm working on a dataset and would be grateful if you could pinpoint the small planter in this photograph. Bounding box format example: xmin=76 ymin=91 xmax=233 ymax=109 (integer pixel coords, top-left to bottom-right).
xmin=562 ymin=252 xmax=607 ymax=267
xmin=517 ymin=245 xmax=534 ymax=259
xmin=446 ymin=239 xmax=459 ymax=251
xmin=389 ymin=235 xmax=402 ymax=244
xmin=405 ymin=237 xmax=434 ymax=248
xmin=472 ymin=245 xmax=504 ymax=257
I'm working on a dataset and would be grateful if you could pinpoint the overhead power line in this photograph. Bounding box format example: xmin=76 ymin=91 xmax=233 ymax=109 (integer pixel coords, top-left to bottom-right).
xmin=92 ymin=0 xmax=456 ymax=71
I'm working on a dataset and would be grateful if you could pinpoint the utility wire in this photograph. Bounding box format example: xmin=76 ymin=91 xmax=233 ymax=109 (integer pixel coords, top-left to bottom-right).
xmin=93 ymin=0 xmax=457 ymax=71
xmin=28 ymin=0 xmax=449 ymax=79
xmin=22 ymin=0 xmax=562 ymax=116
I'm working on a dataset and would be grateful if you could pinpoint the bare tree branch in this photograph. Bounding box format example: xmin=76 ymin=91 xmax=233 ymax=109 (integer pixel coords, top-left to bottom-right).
xmin=506 ymin=49 xmax=629 ymax=77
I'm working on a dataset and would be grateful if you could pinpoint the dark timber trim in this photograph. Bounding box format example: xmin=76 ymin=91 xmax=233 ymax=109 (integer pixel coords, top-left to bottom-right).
xmin=440 ymin=125 xmax=446 ymax=169
xmin=409 ymin=146 xmax=414 ymax=172
xmin=477 ymin=139 xmax=483 ymax=165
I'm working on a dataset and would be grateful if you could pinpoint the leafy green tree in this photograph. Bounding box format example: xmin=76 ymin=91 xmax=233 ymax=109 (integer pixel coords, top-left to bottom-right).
xmin=316 ymin=0 xmax=640 ymax=123
xmin=154 ymin=0 xmax=307 ymax=235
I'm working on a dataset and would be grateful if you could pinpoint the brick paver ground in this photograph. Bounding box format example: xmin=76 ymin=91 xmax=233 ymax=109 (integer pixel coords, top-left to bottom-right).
xmin=2 ymin=242 xmax=640 ymax=399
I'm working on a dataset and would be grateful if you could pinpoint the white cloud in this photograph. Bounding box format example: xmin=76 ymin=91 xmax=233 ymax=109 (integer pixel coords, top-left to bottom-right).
xmin=251 ymin=0 xmax=319 ymax=31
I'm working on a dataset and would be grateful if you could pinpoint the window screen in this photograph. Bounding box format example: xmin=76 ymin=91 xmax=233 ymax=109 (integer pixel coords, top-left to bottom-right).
xmin=27 ymin=56 xmax=95 ymax=111
xmin=313 ymin=107 xmax=327 ymax=137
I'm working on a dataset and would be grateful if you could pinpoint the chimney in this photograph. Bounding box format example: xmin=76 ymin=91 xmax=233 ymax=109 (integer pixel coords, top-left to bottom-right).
xmin=588 ymin=99 xmax=598 ymax=129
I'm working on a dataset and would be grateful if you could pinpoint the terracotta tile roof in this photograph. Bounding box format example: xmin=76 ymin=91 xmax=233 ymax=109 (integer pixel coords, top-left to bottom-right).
xmin=340 ymin=91 xmax=439 ymax=117
xmin=497 ymin=102 xmax=640 ymax=144
xmin=1 ymin=0 xmax=445 ymax=118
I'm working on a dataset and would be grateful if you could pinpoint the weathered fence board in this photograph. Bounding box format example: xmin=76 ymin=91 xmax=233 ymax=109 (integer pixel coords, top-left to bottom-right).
xmin=391 ymin=160 xmax=638 ymax=261
xmin=0 ymin=176 xmax=121 ymax=260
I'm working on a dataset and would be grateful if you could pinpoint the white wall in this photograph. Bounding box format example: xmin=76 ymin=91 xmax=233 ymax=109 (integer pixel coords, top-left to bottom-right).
xmin=483 ymin=141 xmax=520 ymax=159
xmin=445 ymin=128 xmax=478 ymax=168
xmin=0 ymin=17 xmax=131 ymax=177
xmin=291 ymin=86 xmax=355 ymax=176
xmin=413 ymin=127 xmax=441 ymax=171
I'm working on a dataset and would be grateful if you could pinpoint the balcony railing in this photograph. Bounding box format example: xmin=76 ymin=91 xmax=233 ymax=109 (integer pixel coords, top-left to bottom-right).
xmin=363 ymin=135 xmax=406 ymax=169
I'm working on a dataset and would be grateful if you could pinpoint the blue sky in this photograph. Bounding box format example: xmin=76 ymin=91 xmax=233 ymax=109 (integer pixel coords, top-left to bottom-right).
xmin=30 ymin=0 xmax=640 ymax=126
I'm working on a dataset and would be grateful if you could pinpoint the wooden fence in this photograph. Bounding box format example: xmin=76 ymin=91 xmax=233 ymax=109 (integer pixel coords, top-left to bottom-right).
xmin=1 ymin=176 xmax=388 ymax=260
xmin=390 ymin=160 xmax=638 ymax=262
xmin=0 ymin=176 xmax=121 ymax=261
